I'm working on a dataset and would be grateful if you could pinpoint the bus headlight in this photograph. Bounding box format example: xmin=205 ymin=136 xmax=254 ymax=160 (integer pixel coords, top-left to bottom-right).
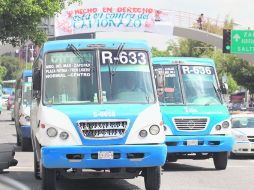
xmin=215 ymin=125 xmax=222 ymax=130
xmin=59 ymin=132 xmax=69 ymax=140
xmin=149 ymin=125 xmax=160 ymax=135
xmin=47 ymin=127 xmax=58 ymax=137
xmin=139 ymin=130 xmax=148 ymax=138
xmin=222 ymin=121 xmax=230 ymax=128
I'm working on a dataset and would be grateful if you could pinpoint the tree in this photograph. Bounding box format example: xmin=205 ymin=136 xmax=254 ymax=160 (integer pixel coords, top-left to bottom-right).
xmin=0 ymin=56 xmax=26 ymax=80
xmin=0 ymin=66 xmax=7 ymax=82
xmin=0 ymin=0 xmax=76 ymax=46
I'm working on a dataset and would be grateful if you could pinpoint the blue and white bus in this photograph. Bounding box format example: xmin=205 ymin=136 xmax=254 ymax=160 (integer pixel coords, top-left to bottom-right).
xmin=153 ymin=57 xmax=234 ymax=170
xmin=31 ymin=39 xmax=166 ymax=190
xmin=14 ymin=70 xmax=32 ymax=151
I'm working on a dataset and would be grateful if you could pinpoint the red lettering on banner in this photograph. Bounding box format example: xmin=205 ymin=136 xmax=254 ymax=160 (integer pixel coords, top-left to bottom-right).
xmin=74 ymin=8 xmax=98 ymax=15
xmin=102 ymin=7 xmax=113 ymax=13
xmin=66 ymin=10 xmax=73 ymax=17
xmin=116 ymin=7 xmax=154 ymax=13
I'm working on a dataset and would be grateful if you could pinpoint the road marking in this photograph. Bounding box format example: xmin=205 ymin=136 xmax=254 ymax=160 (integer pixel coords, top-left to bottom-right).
xmin=7 ymin=166 xmax=33 ymax=171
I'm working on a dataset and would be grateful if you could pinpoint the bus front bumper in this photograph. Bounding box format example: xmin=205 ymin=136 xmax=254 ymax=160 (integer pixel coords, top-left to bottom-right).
xmin=166 ymin=135 xmax=234 ymax=153
xmin=41 ymin=144 xmax=167 ymax=169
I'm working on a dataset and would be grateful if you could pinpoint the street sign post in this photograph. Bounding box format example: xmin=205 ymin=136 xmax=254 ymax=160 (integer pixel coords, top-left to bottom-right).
xmin=231 ymin=30 xmax=254 ymax=54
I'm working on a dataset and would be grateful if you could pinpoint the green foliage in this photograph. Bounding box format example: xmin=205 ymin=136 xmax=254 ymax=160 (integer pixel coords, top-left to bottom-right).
xmin=0 ymin=0 xmax=76 ymax=46
xmin=151 ymin=47 xmax=170 ymax=57
xmin=227 ymin=73 xmax=240 ymax=94
xmin=0 ymin=56 xmax=26 ymax=80
xmin=0 ymin=65 xmax=7 ymax=82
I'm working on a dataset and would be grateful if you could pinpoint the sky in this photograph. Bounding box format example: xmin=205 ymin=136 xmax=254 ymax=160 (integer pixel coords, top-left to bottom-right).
xmin=96 ymin=0 xmax=254 ymax=50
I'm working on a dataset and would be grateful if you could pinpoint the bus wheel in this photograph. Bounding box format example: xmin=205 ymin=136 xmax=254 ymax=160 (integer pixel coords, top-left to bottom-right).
xmin=34 ymin=151 xmax=41 ymax=180
xmin=21 ymin=138 xmax=32 ymax=151
xmin=42 ymin=165 xmax=56 ymax=190
xmin=144 ymin=167 xmax=161 ymax=190
xmin=213 ymin=152 xmax=228 ymax=170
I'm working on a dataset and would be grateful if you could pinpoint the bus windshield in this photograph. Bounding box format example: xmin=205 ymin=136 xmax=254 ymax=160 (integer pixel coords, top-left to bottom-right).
xmin=2 ymin=80 xmax=16 ymax=95
xmin=100 ymin=50 xmax=155 ymax=103
xmin=22 ymin=82 xmax=32 ymax=105
xmin=181 ymin=65 xmax=221 ymax=105
xmin=44 ymin=49 xmax=155 ymax=105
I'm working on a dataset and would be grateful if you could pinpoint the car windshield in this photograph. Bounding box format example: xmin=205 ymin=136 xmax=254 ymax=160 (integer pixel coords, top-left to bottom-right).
xmin=22 ymin=82 xmax=32 ymax=105
xmin=232 ymin=117 xmax=254 ymax=128
xmin=181 ymin=65 xmax=221 ymax=105
xmin=100 ymin=50 xmax=155 ymax=103
xmin=44 ymin=51 xmax=97 ymax=105
xmin=154 ymin=65 xmax=183 ymax=105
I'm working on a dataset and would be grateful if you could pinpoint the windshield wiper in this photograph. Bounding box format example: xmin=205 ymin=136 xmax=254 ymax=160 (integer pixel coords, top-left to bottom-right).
xmin=67 ymin=43 xmax=85 ymax=62
xmin=67 ymin=43 xmax=95 ymax=84
xmin=107 ymin=43 xmax=125 ymax=98
xmin=212 ymin=83 xmax=223 ymax=104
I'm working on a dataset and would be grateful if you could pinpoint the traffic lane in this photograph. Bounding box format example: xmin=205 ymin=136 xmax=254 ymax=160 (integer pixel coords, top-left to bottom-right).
xmin=5 ymin=157 xmax=254 ymax=190
xmin=2 ymin=109 xmax=254 ymax=190
xmin=4 ymin=170 xmax=142 ymax=190
xmin=158 ymin=158 xmax=254 ymax=190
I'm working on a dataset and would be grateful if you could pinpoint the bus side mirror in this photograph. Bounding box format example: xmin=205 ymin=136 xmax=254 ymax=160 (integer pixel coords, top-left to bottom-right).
xmin=155 ymin=70 xmax=165 ymax=89
xmin=221 ymin=82 xmax=228 ymax=94
xmin=33 ymin=70 xmax=41 ymax=91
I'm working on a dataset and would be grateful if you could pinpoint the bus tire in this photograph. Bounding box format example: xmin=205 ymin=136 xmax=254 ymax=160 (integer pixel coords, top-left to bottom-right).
xmin=144 ymin=167 xmax=161 ymax=190
xmin=34 ymin=151 xmax=41 ymax=180
xmin=42 ymin=165 xmax=56 ymax=190
xmin=21 ymin=138 xmax=32 ymax=151
xmin=213 ymin=152 xmax=228 ymax=170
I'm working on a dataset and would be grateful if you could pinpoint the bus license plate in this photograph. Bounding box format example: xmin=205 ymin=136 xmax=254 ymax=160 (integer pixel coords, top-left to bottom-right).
xmin=187 ymin=140 xmax=198 ymax=146
xmin=98 ymin=151 xmax=114 ymax=160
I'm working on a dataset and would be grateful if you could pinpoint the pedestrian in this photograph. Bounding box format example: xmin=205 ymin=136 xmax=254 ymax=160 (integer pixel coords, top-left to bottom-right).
xmin=197 ymin=13 xmax=204 ymax=30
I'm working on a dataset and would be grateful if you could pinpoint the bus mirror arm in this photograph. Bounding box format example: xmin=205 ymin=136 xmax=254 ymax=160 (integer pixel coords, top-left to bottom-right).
xmin=155 ymin=71 xmax=165 ymax=89
xmin=33 ymin=70 xmax=41 ymax=91
xmin=33 ymin=90 xmax=41 ymax=101
xmin=220 ymin=82 xmax=228 ymax=94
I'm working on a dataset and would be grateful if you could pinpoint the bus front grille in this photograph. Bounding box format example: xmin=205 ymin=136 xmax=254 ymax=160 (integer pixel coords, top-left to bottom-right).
xmin=173 ymin=117 xmax=209 ymax=131
xmin=77 ymin=120 xmax=129 ymax=139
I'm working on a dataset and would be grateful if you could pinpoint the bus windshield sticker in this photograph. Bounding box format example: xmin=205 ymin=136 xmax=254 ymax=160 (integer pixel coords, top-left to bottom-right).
xmin=181 ymin=65 xmax=214 ymax=75
xmin=45 ymin=52 xmax=94 ymax=79
xmin=100 ymin=50 xmax=148 ymax=65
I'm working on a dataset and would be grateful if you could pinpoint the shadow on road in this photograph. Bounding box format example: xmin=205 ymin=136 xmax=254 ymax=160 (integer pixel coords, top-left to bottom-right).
xmin=229 ymin=155 xmax=254 ymax=160
xmin=4 ymin=171 xmax=141 ymax=190
xmin=58 ymin=178 xmax=141 ymax=190
xmin=162 ymin=162 xmax=215 ymax=172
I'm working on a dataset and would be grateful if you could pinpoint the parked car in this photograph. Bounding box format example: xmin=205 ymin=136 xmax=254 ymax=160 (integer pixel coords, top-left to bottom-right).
xmin=231 ymin=112 xmax=254 ymax=156
xmin=7 ymin=95 xmax=15 ymax=110
xmin=0 ymin=144 xmax=18 ymax=173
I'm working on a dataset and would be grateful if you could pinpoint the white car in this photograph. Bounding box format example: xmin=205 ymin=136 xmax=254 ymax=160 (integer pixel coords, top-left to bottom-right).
xmin=231 ymin=113 xmax=254 ymax=155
